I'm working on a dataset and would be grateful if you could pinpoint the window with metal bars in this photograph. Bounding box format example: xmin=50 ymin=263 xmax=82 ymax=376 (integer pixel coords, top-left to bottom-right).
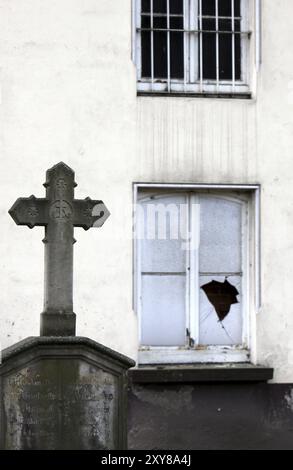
xmin=135 ymin=0 xmax=251 ymax=95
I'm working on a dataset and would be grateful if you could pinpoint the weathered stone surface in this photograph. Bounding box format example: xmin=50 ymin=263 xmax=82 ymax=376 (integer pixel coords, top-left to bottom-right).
xmin=0 ymin=337 xmax=135 ymax=450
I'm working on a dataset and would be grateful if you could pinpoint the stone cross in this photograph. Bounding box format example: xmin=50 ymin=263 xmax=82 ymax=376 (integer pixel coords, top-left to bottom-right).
xmin=9 ymin=162 xmax=110 ymax=336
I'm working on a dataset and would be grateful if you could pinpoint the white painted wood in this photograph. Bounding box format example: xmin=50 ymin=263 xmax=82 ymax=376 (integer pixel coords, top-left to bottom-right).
xmin=139 ymin=348 xmax=250 ymax=364
xmin=255 ymin=0 xmax=262 ymax=71
xmin=135 ymin=186 xmax=255 ymax=364
xmin=189 ymin=194 xmax=200 ymax=345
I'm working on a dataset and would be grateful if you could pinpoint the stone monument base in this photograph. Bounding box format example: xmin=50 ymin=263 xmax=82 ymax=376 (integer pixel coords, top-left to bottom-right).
xmin=0 ymin=337 xmax=135 ymax=450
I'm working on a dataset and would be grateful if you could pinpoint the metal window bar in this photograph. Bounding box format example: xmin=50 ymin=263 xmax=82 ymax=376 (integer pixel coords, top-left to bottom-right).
xmin=150 ymin=0 xmax=154 ymax=90
xmin=138 ymin=0 xmax=250 ymax=91
xmin=167 ymin=0 xmax=171 ymax=92
xmin=232 ymin=0 xmax=236 ymax=90
xmin=216 ymin=0 xmax=219 ymax=91
xmin=138 ymin=28 xmax=250 ymax=35
xmin=141 ymin=14 xmax=243 ymax=20
xmin=141 ymin=13 xmax=184 ymax=17
xmin=189 ymin=0 xmax=196 ymax=84
xmin=183 ymin=0 xmax=187 ymax=91
xmin=199 ymin=0 xmax=203 ymax=91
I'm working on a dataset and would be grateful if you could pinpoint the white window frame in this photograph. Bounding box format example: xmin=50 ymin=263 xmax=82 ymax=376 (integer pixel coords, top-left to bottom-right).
xmin=134 ymin=0 xmax=255 ymax=95
xmin=133 ymin=183 xmax=260 ymax=364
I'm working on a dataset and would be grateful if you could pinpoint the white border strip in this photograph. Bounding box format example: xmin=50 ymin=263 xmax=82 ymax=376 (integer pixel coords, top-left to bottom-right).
xmin=134 ymin=183 xmax=260 ymax=190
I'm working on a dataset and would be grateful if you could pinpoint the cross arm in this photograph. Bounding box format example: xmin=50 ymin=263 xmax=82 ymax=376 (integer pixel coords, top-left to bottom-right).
xmin=9 ymin=196 xmax=48 ymax=228
xmin=73 ymin=197 xmax=110 ymax=230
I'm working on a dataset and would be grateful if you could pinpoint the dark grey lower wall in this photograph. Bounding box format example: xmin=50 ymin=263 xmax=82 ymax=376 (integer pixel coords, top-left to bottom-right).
xmin=128 ymin=383 xmax=293 ymax=450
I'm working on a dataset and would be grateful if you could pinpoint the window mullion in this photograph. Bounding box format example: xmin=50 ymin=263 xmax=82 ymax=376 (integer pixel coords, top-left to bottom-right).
xmin=137 ymin=200 xmax=143 ymax=346
xmin=189 ymin=194 xmax=200 ymax=346
xmin=136 ymin=0 xmax=142 ymax=80
xmin=185 ymin=194 xmax=191 ymax=348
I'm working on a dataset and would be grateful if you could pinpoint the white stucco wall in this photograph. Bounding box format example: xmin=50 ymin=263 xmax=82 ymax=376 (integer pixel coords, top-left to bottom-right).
xmin=0 ymin=0 xmax=292 ymax=382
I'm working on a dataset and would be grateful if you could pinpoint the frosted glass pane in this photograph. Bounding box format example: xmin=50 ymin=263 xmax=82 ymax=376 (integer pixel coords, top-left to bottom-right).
xmin=199 ymin=275 xmax=242 ymax=346
xmin=140 ymin=195 xmax=187 ymax=273
xmin=199 ymin=196 xmax=242 ymax=273
xmin=141 ymin=275 xmax=186 ymax=346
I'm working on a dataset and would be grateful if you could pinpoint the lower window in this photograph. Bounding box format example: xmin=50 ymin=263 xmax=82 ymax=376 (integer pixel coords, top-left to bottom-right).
xmin=135 ymin=186 xmax=259 ymax=364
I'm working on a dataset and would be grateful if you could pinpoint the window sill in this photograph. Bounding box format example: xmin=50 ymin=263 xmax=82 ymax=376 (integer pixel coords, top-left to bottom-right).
xmin=129 ymin=364 xmax=274 ymax=384
xmin=137 ymin=91 xmax=252 ymax=100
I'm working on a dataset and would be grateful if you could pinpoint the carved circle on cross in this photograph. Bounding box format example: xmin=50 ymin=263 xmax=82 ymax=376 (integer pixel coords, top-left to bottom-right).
xmin=49 ymin=200 xmax=73 ymax=221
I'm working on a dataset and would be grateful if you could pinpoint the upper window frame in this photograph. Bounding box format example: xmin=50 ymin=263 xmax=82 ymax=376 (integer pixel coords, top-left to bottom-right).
xmin=133 ymin=0 xmax=254 ymax=96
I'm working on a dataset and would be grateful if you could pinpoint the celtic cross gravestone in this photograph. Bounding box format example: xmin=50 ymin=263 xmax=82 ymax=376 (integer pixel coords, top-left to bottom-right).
xmin=9 ymin=161 xmax=110 ymax=336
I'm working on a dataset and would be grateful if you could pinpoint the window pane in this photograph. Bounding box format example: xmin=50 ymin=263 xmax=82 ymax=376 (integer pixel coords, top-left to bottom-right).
xmin=141 ymin=30 xmax=151 ymax=77
xmin=170 ymin=16 xmax=184 ymax=79
xmin=202 ymin=0 xmax=215 ymax=16
xmin=199 ymin=1 xmax=242 ymax=82
xmin=153 ymin=0 xmax=167 ymax=14
xmin=218 ymin=0 xmax=231 ymax=17
xmin=199 ymin=196 xmax=242 ymax=273
xmin=153 ymin=16 xmax=167 ymax=78
xmin=219 ymin=18 xmax=232 ymax=31
xmin=219 ymin=32 xmax=232 ymax=79
xmin=218 ymin=0 xmax=241 ymax=17
xmin=235 ymin=19 xmax=241 ymax=80
xmin=142 ymin=0 xmax=150 ymax=13
xmin=199 ymin=275 xmax=242 ymax=345
xmin=202 ymin=17 xmax=216 ymax=30
xmin=202 ymin=33 xmax=216 ymax=80
xmin=201 ymin=18 xmax=216 ymax=80
xmin=234 ymin=0 xmax=241 ymax=17
xmin=140 ymin=195 xmax=187 ymax=273
xmin=170 ymin=0 xmax=184 ymax=15
xmin=141 ymin=275 xmax=186 ymax=346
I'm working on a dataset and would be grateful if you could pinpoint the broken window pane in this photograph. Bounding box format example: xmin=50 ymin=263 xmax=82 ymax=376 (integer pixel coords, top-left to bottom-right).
xmin=199 ymin=275 xmax=242 ymax=345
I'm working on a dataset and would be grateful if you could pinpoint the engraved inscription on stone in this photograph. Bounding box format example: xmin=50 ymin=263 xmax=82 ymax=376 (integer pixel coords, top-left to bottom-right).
xmin=3 ymin=359 xmax=118 ymax=450
xmin=55 ymin=178 xmax=67 ymax=190
xmin=27 ymin=207 xmax=39 ymax=218
xmin=49 ymin=200 xmax=73 ymax=221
